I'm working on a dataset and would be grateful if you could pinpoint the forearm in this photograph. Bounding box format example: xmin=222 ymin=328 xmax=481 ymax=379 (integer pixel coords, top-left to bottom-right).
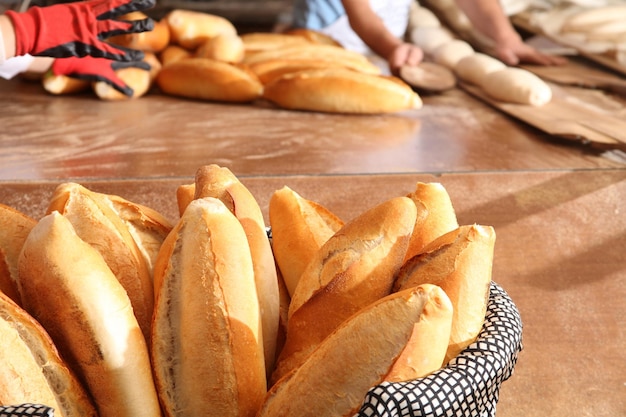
xmin=454 ymin=0 xmax=521 ymax=45
xmin=0 ymin=15 xmax=17 ymax=60
xmin=342 ymin=0 xmax=401 ymax=59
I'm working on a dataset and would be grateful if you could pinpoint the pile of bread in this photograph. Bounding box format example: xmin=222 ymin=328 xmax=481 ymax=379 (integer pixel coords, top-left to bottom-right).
xmin=408 ymin=2 xmax=553 ymax=106
xmin=42 ymin=9 xmax=422 ymax=114
xmin=0 ymin=164 xmax=497 ymax=416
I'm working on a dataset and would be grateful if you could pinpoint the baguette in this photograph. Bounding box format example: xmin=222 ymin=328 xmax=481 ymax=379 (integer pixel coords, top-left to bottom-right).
xmin=404 ymin=182 xmax=459 ymax=261
xmin=156 ymin=57 xmax=263 ymax=103
xmin=93 ymin=63 xmax=152 ymax=101
xmin=41 ymin=73 xmax=91 ymax=95
xmin=159 ymin=44 xmax=193 ymax=67
xmin=284 ymin=28 xmax=342 ymax=46
xmin=258 ymin=284 xmax=451 ymax=417
xmin=268 ymin=186 xmax=344 ymax=297
xmin=0 ymin=203 xmax=36 ymax=305
xmin=46 ymin=183 xmax=154 ymax=342
xmin=263 ymin=68 xmax=422 ymax=114
xmin=107 ymin=12 xmax=171 ymax=53
xmin=249 ymin=58 xmax=375 ymax=85
xmin=0 ymin=291 xmax=98 ymax=417
xmin=176 ymin=182 xmax=195 ymax=216
xmin=165 ymin=9 xmax=237 ymax=50
xmin=194 ymin=164 xmax=280 ymax=377
xmin=151 ymin=197 xmax=266 ymax=417
xmin=17 ymin=212 xmax=161 ymax=417
xmin=240 ymin=32 xmax=311 ymax=54
xmin=271 ymin=196 xmax=417 ymax=383
xmin=195 ymin=32 xmax=245 ymax=63
xmin=394 ymin=224 xmax=496 ymax=363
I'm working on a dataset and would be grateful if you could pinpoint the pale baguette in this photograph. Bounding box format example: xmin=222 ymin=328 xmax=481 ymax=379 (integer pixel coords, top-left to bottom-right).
xmin=165 ymin=9 xmax=237 ymax=50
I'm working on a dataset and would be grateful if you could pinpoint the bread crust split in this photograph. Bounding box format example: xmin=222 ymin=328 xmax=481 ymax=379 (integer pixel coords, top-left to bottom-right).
xmin=262 ymin=68 xmax=423 ymax=114
xmin=258 ymin=284 xmax=449 ymax=417
xmin=152 ymin=197 xmax=266 ymax=417
xmin=395 ymin=224 xmax=496 ymax=363
xmin=271 ymin=196 xmax=417 ymax=384
xmin=17 ymin=212 xmax=161 ymax=417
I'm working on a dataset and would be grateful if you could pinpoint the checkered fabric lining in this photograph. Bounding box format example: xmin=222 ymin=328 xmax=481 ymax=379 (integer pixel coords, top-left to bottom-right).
xmin=356 ymin=281 xmax=523 ymax=417
xmin=0 ymin=404 xmax=53 ymax=417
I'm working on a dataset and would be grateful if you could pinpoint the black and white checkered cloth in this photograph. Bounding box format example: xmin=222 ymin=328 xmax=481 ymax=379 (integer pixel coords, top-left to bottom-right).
xmin=356 ymin=281 xmax=523 ymax=417
xmin=0 ymin=404 xmax=53 ymax=417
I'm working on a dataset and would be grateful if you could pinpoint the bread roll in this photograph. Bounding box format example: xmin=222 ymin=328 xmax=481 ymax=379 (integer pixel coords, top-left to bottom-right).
xmin=0 ymin=203 xmax=36 ymax=305
xmin=0 ymin=291 xmax=98 ymax=417
xmin=195 ymin=32 xmax=245 ymax=63
xmin=262 ymin=68 xmax=422 ymax=114
xmin=194 ymin=164 xmax=280 ymax=377
xmin=165 ymin=9 xmax=237 ymax=50
xmin=482 ymin=67 xmax=552 ymax=106
xmin=41 ymin=73 xmax=91 ymax=95
xmin=453 ymin=52 xmax=506 ymax=86
xmin=269 ymin=186 xmax=344 ymax=297
xmin=271 ymin=196 xmax=417 ymax=383
xmin=107 ymin=12 xmax=171 ymax=53
xmin=93 ymin=62 xmax=152 ymax=100
xmin=284 ymin=28 xmax=342 ymax=46
xmin=46 ymin=183 xmax=154 ymax=342
xmin=258 ymin=285 xmax=450 ymax=417
xmin=17 ymin=212 xmax=161 ymax=417
xmin=156 ymin=57 xmax=263 ymax=103
xmin=404 ymin=182 xmax=459 ymax=261
xmin=176 ymin=183 xmax=195 ymax=216
xmin=159 ymin=44 xmax=192 ymax=66
xmin=432 ymin=39 xmax=475 ymax=69
xmin=151 ymin=197 xmax=266 ymax=417
xmin=394 ymin=224 xmax=496 ymax=363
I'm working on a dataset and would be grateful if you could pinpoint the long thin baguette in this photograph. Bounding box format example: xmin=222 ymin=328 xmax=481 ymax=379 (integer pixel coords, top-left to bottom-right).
xmin=271 ymin=196 xmax=417 ymax=383
xmin=17 ymin=212 xmax=161 ymax=417
xmin=152 ymin=197 xmax=266 ymax=417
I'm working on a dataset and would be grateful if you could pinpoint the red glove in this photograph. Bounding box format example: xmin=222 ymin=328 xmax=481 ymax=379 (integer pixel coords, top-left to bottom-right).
xmin=5 ymin=0 xmax=155 ymax=61
xmin=51 ymin=55 xmax=150 ymax=96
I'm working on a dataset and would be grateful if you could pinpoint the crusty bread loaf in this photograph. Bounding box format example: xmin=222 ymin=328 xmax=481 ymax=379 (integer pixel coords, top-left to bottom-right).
xmin=243 ymin=43 xmax=381 ymax=75
xmin=394 ymin=224 xmax=496 ymax=363
xmin=41 ymin=73 xmax=91 ymax=95
xmin=284 ymin=28 xmax=342 ymax=46
xmin=404 ymin=182 xmax=459 ymax=261
xmin=159 ymin=44 xmax=192 ymax=67
xmin=93 ymin=64 xmax=152 ymax=100
xmin=258 ymin=285 xmax=449 ymax=417
xmin=0 ymin=203 xmax=36 ymax=305
xmin=268 ymin=186 xmax=344 ymax=297
xmin=151 ymin=197 xmax=266 ymax=417
xmin=240 ymin=32 xmax=311 ymax=55
xmin=17 ymin=212 xmax=161 ymax=417
xmin=107 ymin=12 xmax=171 ymax=53
xmin=249 ymin=58 xmax=376 ymax=85
xmin=143 ymin=51 xmax=163 ymax=81
xmin=0 ymin=291 xmax=98 ymax=417
xmin=195 ymin=32 xmax=245 ymax=63
xmin=165 ymin=9 xmax=237 ymax=50
xmin=176 ymin=182 xmax=195 ymax=216
xmin=46 ymin=183 xmax=154 ymax=342
xmin=271 ymin=196 xmax=417 ymax=383
xmin=263 ymin=68 xmax=422 ymax=114
xmin=193 ymin=164 xmax=280 ymax=377
xmin=156 ymin=57 xmax=263 ymax=103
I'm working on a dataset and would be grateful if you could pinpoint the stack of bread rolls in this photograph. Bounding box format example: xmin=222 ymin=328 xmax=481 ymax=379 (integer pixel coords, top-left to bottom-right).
xmin=0 ymin=165 xmax=497 ymax=416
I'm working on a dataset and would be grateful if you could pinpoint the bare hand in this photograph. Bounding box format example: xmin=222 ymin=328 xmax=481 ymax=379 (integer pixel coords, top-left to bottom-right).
xmin=387 ymin=43 xmax=424 ymax=75
xmin=494 ymin=38 xmax=567 ymax=66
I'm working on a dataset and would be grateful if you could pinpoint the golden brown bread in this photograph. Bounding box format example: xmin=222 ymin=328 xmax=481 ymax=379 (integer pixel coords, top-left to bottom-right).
xmin=394 ymin=224 xmax=496 ymax=363
xmin=268 ymin=186 xmax=344 ymax=297
xmin=107 ymin=12 xmax=171 ymax=53
xmin=165 ymin=9 xmax=237 ymax=50
xmin=0 ymin=203 xmax=36 ymax=305
xmin=156 ymin=57 xmax=263 ymax=103
xmin=17 ymin=211 xmax=161 ymax=417
xmin=151 ymin=197 xmax=266 ymax=417
xmin=194 ymin=164 xmax=280 ymax=377
xmin=271 ymin=196 xmax=417 ymax=383
xmin=93 ymin=63 xmax=152 ymax=100
xmin=284 ymin=28 xmax=342 ymax=46
xmin=240 ymin=32 xmax=312 ymax=54
xmin=41 ymin=73 xmax=91 ymax=95
xmin=404 ymin=182 xmax=459 ymax=261
xmin=46 ymin=183 xmax=154 ymax=342
xmin=195 ymin=32 xmax=245 ymax=63
xmin=175 ymin=182 xmax=195 ymax=216
xmin=249 ymin=57 xmax=377 ymax=85
xmin=258 ymin=285 xmax=450 ymax=417
xmin=262 ymin=68 xmax=422 ymax=114
xmin=0 ymin=291 xmax=98 ymax=417
xmin=159 ymin=44 xmax=192 ymax=67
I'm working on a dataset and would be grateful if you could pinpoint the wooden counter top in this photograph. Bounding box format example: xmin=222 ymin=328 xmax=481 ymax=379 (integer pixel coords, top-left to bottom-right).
xmin=0 ymin=75 xmax=624 ymax=417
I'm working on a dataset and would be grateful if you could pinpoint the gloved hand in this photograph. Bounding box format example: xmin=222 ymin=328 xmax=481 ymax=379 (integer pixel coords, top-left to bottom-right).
xmin=5 ymin=0 xmax=155 ymax=61
xmin=51 ymin=55 xmax=150 ymax=97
